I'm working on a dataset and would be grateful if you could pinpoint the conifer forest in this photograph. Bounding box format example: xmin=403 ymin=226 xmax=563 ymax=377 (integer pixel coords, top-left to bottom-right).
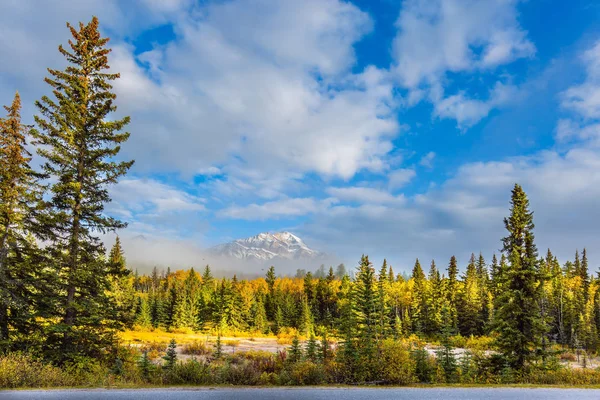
xmin=2 ymin=17 xmax=600 ymax=388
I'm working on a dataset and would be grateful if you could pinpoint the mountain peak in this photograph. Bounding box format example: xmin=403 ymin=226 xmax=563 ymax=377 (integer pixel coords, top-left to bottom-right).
xmin=209 ymin=231 xmax=323 ymax=261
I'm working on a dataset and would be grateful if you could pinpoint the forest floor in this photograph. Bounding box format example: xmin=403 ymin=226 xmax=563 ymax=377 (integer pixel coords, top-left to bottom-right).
xmin=119 ymin=329 xmax=599 ymax=369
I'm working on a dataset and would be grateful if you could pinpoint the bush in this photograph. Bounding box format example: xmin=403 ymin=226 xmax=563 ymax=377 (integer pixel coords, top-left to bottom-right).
xmin=140 ymin=341 xmax=167 ymax=352
xmin=258 ymin=371 xmax=277 ymax=385
xmin=0 ymin=353 xmax=77 ymax=388
xmin=380 ymin=339 xmax=416 ymax=385
xmin=167 ymin=358 xmax=212 ymax=385
xmin=560 ymin=352 xmax=577 ymax=362
xmin=181 ymin=341 xmax=211 ymax=356
xmin=170 ymin=327 xmax=195 ymax=335
xmin=523 ymin=368 xmax=600 ymax=385
xmin=288 ymin=361 xmax=324 ymax=385
xmin=465 ymin=336 xmax=495 ymax=351
xmin=236 ymin=351 xmax=277 ymax=374
xmin=216 ymin=360 xmax=262 ymax=385
xmin=412 ymin=347 xmax=436 ymax=383
xmin=277 ymin=327 xmax=299 ymax=345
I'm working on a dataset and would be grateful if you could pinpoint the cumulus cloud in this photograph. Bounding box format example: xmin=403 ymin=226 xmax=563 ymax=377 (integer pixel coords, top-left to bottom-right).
xmin=304 ymin=146 xmax=600 ymax=272
xmin=219 ymin=197 xmax=337 ymax=221
xmin=561 ymin=41 xmax=600 ymax=120
xmin=303 ymin=40 xmax=600 ymax=272
xmin=391 ymin=0 xmax=533 ymax=128
xmin=112 ymin=0 xmax=399 ymax=182
xmin=5 ymin=0 xmax=600 ymax=276
xmin=392 ymin=0 xmax=534 ymax=88
xmin=0 ymin=0 xmax=401 ymax=196
xmin=326 ymin=186 xmax=405 ymax=205
xmin=105 ymin=178 xmax=206 ymax=242
xmin=419 ymin=152 xmax=436 ymax=168
xmin=388 ymin=168 xmax=416 ymax=190
xmin=433 ymin=82 xmax=520 ymax=128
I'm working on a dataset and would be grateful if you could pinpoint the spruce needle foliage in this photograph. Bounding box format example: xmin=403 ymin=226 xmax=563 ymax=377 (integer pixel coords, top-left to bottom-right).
xmin=32 ymin=16 xmax=134 ymax=362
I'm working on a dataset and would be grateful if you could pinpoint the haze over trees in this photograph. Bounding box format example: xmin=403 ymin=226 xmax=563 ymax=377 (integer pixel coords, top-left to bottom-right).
xmin=1 ymin=16 xmax=600 ymax=387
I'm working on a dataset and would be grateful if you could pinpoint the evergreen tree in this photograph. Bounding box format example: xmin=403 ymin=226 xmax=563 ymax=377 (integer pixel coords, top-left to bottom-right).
xmin=107 ymin=237 xmax=136 ymax=329
xmin=288 ymin=335 xmax=303 ymax=363
xmin=201 ymin=265 xmax=214 ymax=289
xmin=298 ymin=296 xmax=313 ymax=337
xmin=581 ymin=248 xmax=590 ymax=300
xmin=163 ymin=339 xmax=177 ymax=370
xmin=376 ymin=259 xmax=391 ymax=338
xmin=427 ymin=260 xmax=442 ymax=335
xmin=0 ymin=92 xmax=45 ymax=346
xmin=251 ymin=295 xmax=268 ymax=334
xmin=32 ymin=17 xmax=134 ymax=361
xmin=337 ymin=274 xmax=358 ymax=381
xmin=135 ymin=297 xmax=152 ymax=328
xmin=436 ymin=305 xmax=458 ymax=383
xmin=173 ymin=269 xmax=199 ymax=329
xmin=352 ymin=255 xmax=379 ymax=380
xmin=446 ymin=256 xmax=459 ymax=332
xmin=411 ymin=258 xmax=428 ymax=334
xmin=335 ymin=263 xmax=347 ymax=279
xmin=494 ymin=184 xmax=540 ymax=370
xmin=412 ymin=347 xmax=432 ymax=383
xmin=214 ymin=332 xmax=223 ymax=359
xmin=138 ymin=350 xmax=154 ymax=381
xmin=320 ymin=330 xmax=331 ymax=364
xmin=274 ymin=305 xmax=285 ymax=334
xmin=265 ymin=266 xmax=276 ymax=319
xmin=164 ymin=286 xmax=178 ymax=330
xmin=459 ymin=253 xmax=483 ymax=336
xmin=305 ymin=334 xmax=319 ymax=362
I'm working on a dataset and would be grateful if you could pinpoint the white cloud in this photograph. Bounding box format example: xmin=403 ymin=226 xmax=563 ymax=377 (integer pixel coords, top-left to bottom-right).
xmin=112 ymin=0 xmax=398 ymax=181
xmin=388 ymin=168 xmax=416 ymax=189
xmin=106 ymin=178 xmax=206 ymax=240
xmin=326 ymin=187 xmax=405 ymax=205
xmin=556 ymin=119 xmax=600 ymax=145
xmin=419 ymin=152 xmax=436 ymax=168
xmin=0 ymin=0 xmax=401 ymax=197
xmin=219 ymin=197 xmax=337 ymax=221
xmin=433 ymin=82 xmax=520 ymax=128
xmin=391 ymin=0 xmax=533 ymax=128
xmin=557 ymin=41 xmax=600 ymax=147
xmin=392 ymin=0 xmax=534 ymax=88
xmin=304 ymin=40 xmax=600 ymax=271
xmin=561 ymin=41 xmax=600 ymax=120
xmin=306 ymin=146 xmax=600 ymax=271
xmin=110 ymin=178 xmax=205 ymax=215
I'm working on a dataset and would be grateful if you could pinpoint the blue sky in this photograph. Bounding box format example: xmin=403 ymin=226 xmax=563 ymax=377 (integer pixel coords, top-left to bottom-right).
xmin=1 ymin=0 xmax=600 ymax=273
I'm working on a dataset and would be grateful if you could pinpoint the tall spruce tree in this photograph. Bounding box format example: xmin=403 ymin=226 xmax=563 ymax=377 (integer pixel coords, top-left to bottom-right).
xmin=411 ymin=258 xmax=428 ymax=334
xmin=107 ymin=237 xmax=136 ymax=329
xmin=352 ymin=255 xmax=378 ymax=380
xmin=459 ymin=254 xmax=483 ymax=336
xmin=376 ymin=259 xmax=391 ymax=338
xmin=494 ymin=184 xmax=540 ymax=370
xmin=446 ymin=256 xmax=459 ymax=332
xmin=32 ymin=17 xmax=134 ymax=361
xmin=0 ymin=92 xmax=46 ymax=346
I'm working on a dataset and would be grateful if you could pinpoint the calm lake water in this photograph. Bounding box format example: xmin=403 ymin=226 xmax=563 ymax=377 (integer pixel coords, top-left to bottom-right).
xmin=1 ymin=388 xmax=599 ymax=400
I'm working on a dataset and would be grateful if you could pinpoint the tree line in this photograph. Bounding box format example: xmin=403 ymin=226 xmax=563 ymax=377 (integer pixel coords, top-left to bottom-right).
xmin=127 ymin=184 xmax=600 ymax=377
xmin=1 ymin=17 xmax=598 ymax=380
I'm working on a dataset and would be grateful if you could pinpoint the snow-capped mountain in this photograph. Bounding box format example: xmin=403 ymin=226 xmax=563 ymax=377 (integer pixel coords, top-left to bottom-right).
xmin=209 ymin=232 xmax=324 ymax=261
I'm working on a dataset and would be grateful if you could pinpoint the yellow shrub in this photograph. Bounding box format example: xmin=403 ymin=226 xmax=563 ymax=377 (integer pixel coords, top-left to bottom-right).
xmin=465 ymin=335 xmax=494 ymax=351
xmin=0 ymin=353 xmax=76 ymax=388
xmin=379 ymin=339 xmax=416 ymax=385
xmin=181 ymin=340 xmax=212 ymax=356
